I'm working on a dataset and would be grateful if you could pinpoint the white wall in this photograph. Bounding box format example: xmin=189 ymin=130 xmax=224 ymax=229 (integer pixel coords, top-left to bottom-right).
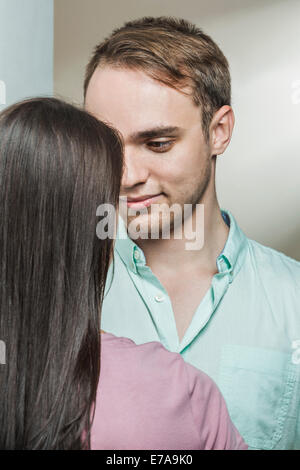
xmin=54 ymin=0 xmax=300 ymax=260
xmin=0 ymin=0 xmax=53 ymax=110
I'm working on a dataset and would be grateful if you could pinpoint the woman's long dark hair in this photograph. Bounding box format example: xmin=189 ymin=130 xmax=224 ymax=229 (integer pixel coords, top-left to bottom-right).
xmin=0 ymin=97 xmax=123 ymax=449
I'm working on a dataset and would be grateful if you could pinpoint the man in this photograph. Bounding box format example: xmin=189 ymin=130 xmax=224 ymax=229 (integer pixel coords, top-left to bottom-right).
xmin=84 ymin=16 xmax=300 ymax=449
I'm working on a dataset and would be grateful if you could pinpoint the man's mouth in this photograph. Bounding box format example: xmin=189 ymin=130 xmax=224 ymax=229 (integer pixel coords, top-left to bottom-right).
xmin=120 ymin=193 xmax=163 ymax=209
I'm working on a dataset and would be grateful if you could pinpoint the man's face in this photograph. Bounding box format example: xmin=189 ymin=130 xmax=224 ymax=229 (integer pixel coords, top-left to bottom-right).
xmin=85 ymin=66 xmax=213 ymax=238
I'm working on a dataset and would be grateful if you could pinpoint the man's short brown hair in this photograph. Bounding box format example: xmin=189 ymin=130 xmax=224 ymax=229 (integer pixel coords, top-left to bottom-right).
xmin=84 ymin=16 xmax=231 ymax=140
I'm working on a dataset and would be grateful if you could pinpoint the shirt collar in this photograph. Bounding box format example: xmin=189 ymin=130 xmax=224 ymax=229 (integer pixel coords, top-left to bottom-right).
xmin=217 ymin=209 xmax=248 ymax=280
xmin=115 ymin=209 xmax=248 ymax=278
xmin=115 ymin=215 xmax=144 ymax=274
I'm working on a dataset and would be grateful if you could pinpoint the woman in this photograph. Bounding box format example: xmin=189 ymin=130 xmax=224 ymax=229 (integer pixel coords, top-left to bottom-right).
xmin=0 ymin=97 xmax=247 ymax=450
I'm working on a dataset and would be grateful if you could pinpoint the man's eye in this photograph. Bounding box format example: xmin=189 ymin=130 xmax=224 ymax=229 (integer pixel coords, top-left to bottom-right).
xmin=147 ymin=141 xmax=173 ymax=152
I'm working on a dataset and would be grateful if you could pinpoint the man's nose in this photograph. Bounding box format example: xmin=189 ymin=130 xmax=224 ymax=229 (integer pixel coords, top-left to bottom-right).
xmin=121 ymin=146 xmax=150 ymax=190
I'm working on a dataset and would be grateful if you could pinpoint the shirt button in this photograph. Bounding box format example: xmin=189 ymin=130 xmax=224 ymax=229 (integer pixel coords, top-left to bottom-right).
xmin=134 ymin=250 xmax=140 ymax=260
xmin=155 ymin=294 xmax=164 ymax=302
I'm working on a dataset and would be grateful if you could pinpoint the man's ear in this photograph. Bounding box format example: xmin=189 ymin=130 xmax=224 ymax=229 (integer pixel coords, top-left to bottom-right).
xmin=209 ymin=105 xmax=235 ymax=156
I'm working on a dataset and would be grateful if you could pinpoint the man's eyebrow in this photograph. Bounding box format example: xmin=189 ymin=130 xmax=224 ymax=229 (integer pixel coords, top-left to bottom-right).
xmin=128 ymin=126 xmax=183 ymax=141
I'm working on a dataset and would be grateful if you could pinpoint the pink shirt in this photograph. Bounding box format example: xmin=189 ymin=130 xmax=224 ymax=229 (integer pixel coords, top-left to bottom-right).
xmin=91 ymin=333 xmax=247 ymax=450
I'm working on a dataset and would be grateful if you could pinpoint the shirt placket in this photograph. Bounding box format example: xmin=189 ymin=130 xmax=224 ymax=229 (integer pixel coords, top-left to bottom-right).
xmin=178 ymin=256 xmax=233 ymax=353
xmin=129 ymin=247 xmax=180 ymax=351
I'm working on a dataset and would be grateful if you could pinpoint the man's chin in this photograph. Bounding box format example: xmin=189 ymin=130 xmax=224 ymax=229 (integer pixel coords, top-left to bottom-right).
xmin=120 ymin=202 xmax=181 ymax=240
xmin=125 ymin=215 xmax=156 ymax=241
xmin=125 ymin=215 xmax=178 ymax=241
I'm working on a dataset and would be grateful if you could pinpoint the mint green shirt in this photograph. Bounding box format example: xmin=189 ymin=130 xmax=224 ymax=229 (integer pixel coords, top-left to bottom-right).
xmin=102 ymin=209 xmax=300 ymax=450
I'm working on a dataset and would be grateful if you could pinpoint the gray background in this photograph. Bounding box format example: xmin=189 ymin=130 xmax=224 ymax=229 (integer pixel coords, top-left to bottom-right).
xmin=0 ymin=0 xmax=53 ymax=110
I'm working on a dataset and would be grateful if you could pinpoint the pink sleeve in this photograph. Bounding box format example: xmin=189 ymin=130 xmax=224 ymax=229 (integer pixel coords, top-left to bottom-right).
xmin=184 ymin=362 xmax=248 ymax=450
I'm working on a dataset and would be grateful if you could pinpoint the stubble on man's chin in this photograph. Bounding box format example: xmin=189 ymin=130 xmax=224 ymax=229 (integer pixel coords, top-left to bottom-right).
xmin=121 ymin=205 xmax=177 ymax=241
xmin=121 ymin=194 xmax=203 ymax=241
xmin=121 ymin=161 xmax=212 ymax=241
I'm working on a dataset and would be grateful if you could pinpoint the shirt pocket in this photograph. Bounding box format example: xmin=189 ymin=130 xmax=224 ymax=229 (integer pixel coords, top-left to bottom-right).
xmin=218 ymin=345 xmax=298 ymax=450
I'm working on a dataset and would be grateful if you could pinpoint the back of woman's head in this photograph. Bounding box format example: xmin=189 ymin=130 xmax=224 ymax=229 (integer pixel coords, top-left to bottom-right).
xmin=0 ymin=97 xmax=123 ymax=449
